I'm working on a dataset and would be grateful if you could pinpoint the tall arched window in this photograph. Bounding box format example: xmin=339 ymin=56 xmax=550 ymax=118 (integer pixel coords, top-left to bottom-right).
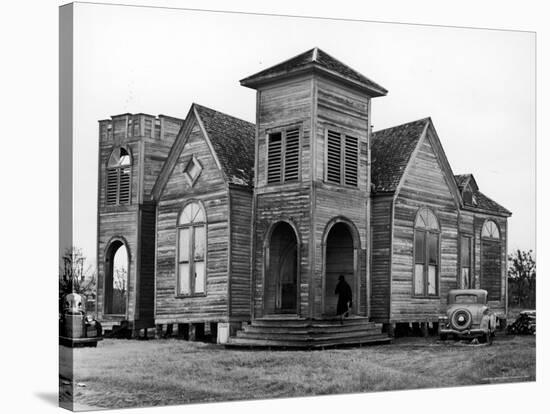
xmin=177 ymin=202 xmax=206 ymax=296
xmin=106 ymin=147 xmax=132 ymax=205
xmin=481 ymin=220 xmax=502 ymax=300
xmin=414 ymin=208 xmax=440 ymax=297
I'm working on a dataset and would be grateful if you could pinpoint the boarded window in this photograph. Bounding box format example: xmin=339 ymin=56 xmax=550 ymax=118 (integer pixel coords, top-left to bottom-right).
xmin=326 ymin=130 xmax=359 ymax=187
xmin=284 ymin=128 xmax=300 ymax=182
xmin=344 ymin=135 xmax=359 ymax=186
xmin=267 ymin=132 xmax=282 ymax=183
xmin=413 ymin=208 xmax=440 ymax=296
xmin=326 ymin=130 xmax=341 ymax=184
xmin=267 ymin=128 xmax=300 ymax=184
xmin=177 ymin=202 xmax=207 ymax=296
xmin=481 ymin=220 xmax=502 ymax=301
xmin=106 ymin=147 xmax=132 ymax=206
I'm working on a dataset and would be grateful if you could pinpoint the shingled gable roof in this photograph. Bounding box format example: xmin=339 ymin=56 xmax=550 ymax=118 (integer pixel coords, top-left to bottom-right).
xmin=151 ymin=104 xmax=255 ymax=201
xmin=454 ymin=174 xmax=511 ymax=216
xmin=371 ymin=118 xmax=430 ymax=193
xmin=240 ymin=47 xmax=388 ymax=97
xmin=193 ymin=104 xmax=255 ymax=186
xmin=372 ymin=117 xmax=463 ymax=209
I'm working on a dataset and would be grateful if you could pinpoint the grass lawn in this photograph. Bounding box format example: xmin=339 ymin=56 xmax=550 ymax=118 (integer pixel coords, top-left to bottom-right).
xmin=64 ymin=333 xmax=535 ymax=410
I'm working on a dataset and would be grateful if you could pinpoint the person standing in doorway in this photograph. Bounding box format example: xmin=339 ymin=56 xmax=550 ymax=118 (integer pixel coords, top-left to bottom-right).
xmin=335 ymin=275 xmax=352 ymax=324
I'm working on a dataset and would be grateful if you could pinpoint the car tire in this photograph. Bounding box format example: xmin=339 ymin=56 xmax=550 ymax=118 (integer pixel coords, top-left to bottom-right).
xmin=439 ymin=333 xmax=448 ymax=341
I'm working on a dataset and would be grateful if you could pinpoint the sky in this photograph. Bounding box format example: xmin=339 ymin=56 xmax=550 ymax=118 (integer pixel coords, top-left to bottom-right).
xmin=72 ymin=3 xmax=536 ymax=268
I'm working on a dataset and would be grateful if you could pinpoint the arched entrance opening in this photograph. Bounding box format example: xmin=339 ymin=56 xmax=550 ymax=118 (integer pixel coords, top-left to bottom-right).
xmin=264 ymin=222 xmax=299 ymax=315
xmin=324 ymin=222 xmax=357 ymax=316
xmin=105 ymin=240 xmax=129 ymax=315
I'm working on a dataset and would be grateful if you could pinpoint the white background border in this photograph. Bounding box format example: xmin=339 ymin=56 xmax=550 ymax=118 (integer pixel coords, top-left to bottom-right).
xmin=0 ymin=1 xmax=545 ymax=413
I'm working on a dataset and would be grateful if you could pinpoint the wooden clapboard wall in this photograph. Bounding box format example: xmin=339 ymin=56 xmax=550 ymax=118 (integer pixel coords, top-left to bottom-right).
xmin=253 ymin=75 xmax=313 ymax=318
xmin=370 ymin=195 xmax=393 ymax=322
xmin=228 ymin=185 xmax=253 ymax=319
xmin=97 ymin=113 xmax=183 ymax=327
xmin=475 ymin=214 xmax=507 ymax=314
xmin=312 ymin=76 xmax=370 ymax=317
xmin=97 ymin=115 xmax=142 ymax=323
xmin=390 ymin=128 xmax=460 ymax=322
xmin=155 ymin=120 xmax=230 ymax=324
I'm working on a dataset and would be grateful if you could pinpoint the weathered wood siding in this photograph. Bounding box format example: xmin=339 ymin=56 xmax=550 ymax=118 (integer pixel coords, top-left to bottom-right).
xmin=253 ymin=188 xmax=312 ymax=317
xmin=314 ymin=185 xmax=368 ymax=317
xmin=155 ymin=120 xmax=230 ymax=323
xmin=370 ymin=195 xmax=393 ymax=322
xmin=228 ymin=186 xmax=253 ymax=319
xmin=458 ymin=210 xmax=507 ymax=314
xmin=97 ymin=114 xmax=182 ymax=327
xmin=142 ymin=117 xmax=184 ymax=198
xmin=391 ymin=132 xmax=460 ymax=322
xmin=314 ymin=76 xmax=370 ymax=192
xmin=253 ymin=76 xmax=314 ymax=317
xmin=97 ymin=116 xmax=142 ymax=322
xmin=257 ymin=76 xmax=312 ymax=186
xmin=96 ymin=210 xmax=138 ymax=321
xmin=312 ymin=76 xmax=370 ymax=317
xmin=475 ymin=214 xmax=507 ymax=314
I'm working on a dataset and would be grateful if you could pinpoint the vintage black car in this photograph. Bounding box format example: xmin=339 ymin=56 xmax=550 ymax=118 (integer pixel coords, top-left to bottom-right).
xmin=59 ymin=293 xmax=103 ymax=347
xmin=438 ymin=289 xmax=497 ymax=344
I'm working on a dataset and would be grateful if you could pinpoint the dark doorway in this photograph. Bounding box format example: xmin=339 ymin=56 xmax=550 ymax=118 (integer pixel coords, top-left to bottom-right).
xmin=324 ymin=222 xmax=355 ymax=316
xmin=265 ymin=222 xmax=298 ymax=314
xmin=105 ymin=240 xmax=129 ymax=315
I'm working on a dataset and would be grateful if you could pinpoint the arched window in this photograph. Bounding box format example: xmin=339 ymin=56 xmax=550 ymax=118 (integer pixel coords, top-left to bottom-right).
xmin=481 ymin=220 xmax=500 ymax=239
xmin=106 ymin=147 xmax=132 ymax=205
xmin=177 ymin=202 xmax=206 ymax=296
xmin=414 ymin=208 xmax=440 ymax=297
xmin=481 ymin=220 xmax=502 ymax=300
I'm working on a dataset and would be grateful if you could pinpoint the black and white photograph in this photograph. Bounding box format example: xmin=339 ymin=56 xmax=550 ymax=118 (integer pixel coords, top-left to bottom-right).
xmin=58 ymin=1 xmax=537 ymax=411
xmin=3 ymin=1 xmax=546 ymax=413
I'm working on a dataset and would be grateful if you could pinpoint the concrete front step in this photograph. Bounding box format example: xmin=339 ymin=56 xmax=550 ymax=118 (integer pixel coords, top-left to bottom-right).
xmin=226 ymin=334 xmax=391 ymax=349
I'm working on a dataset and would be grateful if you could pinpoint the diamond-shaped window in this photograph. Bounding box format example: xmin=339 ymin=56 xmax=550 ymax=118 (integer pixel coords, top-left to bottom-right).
xmin=184 ymin=156 xmax=202 ymax=186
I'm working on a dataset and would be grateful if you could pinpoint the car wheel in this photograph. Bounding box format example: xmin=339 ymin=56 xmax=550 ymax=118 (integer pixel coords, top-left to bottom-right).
xmin=439 ymin=333 xmax=448 ymax=341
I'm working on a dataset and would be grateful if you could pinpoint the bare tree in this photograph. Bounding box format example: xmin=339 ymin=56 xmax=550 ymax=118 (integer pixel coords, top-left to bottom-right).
xmin=59 ymin=247 xmax=96 ymax=311
xmin=508 ymin=249 xmax=536 ymax=308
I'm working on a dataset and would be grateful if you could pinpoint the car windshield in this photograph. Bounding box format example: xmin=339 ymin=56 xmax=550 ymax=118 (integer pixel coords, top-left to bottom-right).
xmin=454 ymin=294 xmax=479 ymax=304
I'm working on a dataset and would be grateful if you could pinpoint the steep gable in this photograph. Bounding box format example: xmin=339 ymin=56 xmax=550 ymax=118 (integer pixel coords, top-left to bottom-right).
xmin=151 ymin=104 xmax=255 ymax=200
xmin=371 ymin=118 xmax=429 ymax=193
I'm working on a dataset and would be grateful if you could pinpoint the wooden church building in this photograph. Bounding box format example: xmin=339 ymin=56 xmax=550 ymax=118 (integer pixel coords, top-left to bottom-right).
xmin=96 ymin=48 xmax=511 ymax=346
